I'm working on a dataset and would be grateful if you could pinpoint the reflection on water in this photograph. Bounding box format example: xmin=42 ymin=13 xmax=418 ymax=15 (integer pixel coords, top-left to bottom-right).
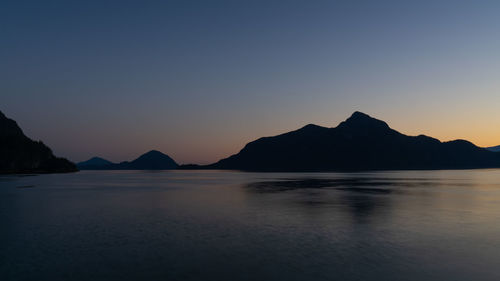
xmin=246 ymin=178 xmax=396 ymax=193
xmin=1 ymin=170 xmax=500 ymax=281
xmin=245 ymin=177 xmax=395 ymax=222
xmin=247 ymin=177 xmax=395 ymax=189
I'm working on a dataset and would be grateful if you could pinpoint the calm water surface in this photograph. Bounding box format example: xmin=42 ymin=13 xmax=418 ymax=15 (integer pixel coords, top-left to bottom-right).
xmin=1 ymin=170 xmax=500 ymax=281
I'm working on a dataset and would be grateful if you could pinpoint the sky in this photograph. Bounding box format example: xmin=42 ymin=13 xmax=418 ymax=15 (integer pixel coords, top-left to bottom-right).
xmin=1 ymin=0 xmax=500 ymax=164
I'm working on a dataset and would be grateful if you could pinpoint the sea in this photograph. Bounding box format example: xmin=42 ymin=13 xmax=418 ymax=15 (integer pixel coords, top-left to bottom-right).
xmin=1 ymin=169 xmax=500 ymax=281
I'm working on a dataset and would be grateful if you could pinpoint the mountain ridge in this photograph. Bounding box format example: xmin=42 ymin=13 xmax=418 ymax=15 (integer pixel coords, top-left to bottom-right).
xmin=182 ymin=111 xmax=500 ymax=171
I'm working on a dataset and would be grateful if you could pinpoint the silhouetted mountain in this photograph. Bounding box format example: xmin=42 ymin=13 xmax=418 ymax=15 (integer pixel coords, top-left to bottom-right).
xmin=486 ymin=145 xmax=500 ymax=152
xmin=77 ymin=157 xmax=113 ymax=169
xmin=201 ymin=111 xmax=500 ymax=171
xmin=0 ymin=111 xmax=77 ymax=174
xmin=79 ymin=150 xmax=178 ymax=170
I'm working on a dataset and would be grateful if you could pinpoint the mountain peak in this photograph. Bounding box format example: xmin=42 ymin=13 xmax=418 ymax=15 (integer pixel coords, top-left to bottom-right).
xmin=338 ymin=111 xmax=390 ymax=131
xmin=350 ymin=111 xmax=371 ymax=119
xmin=130 ymin=150 xmax=178 ymax=169
xmin=77 ymin=157 xmax=113 ymax=167
xmin=299 ymin=123 xmax=326 ymax=131
xmin=135 ymin=150 xmax=171 ymax=161
xmin=347 ymin=111 xmax=382 ymax=123
xmin=143 ymin=150 xmax=163 ymax=156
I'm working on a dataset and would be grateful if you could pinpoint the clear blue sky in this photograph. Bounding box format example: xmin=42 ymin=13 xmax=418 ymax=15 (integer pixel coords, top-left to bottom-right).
xmin=2 ymin=0 xmax=500 ymax=164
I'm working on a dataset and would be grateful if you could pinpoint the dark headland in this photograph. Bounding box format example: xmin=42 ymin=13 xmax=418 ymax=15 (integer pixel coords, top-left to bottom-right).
xmin=0 ymin=111 xmax=77 ymax=174
xmin=181 ymin=111 xmax=500 ymax=172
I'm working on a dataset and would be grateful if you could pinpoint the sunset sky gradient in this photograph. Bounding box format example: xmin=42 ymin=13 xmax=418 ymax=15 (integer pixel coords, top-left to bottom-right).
xmin=2 ymin=0 xmax=499 ymax=164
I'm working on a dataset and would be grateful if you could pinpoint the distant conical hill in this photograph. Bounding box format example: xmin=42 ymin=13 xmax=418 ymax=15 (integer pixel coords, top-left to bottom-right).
xmin=77 ymin=157 xmax=113 ymax=169
xmin=0 ymin=111 xmax=77 ymax=174
xmin=194 ymin=111 xmax=500 ymax=171
xmin=78 ymin=150 xmax=178 ymax=170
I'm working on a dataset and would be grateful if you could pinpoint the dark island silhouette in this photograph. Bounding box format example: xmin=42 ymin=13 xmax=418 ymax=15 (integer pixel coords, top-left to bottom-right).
xmin=78 ymin=150 xmax=178 ymax=170
xmin=0 ymin=111 xmax=77 ymax=174
xmin=181 ymin=111 xmax=500 ymax=171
